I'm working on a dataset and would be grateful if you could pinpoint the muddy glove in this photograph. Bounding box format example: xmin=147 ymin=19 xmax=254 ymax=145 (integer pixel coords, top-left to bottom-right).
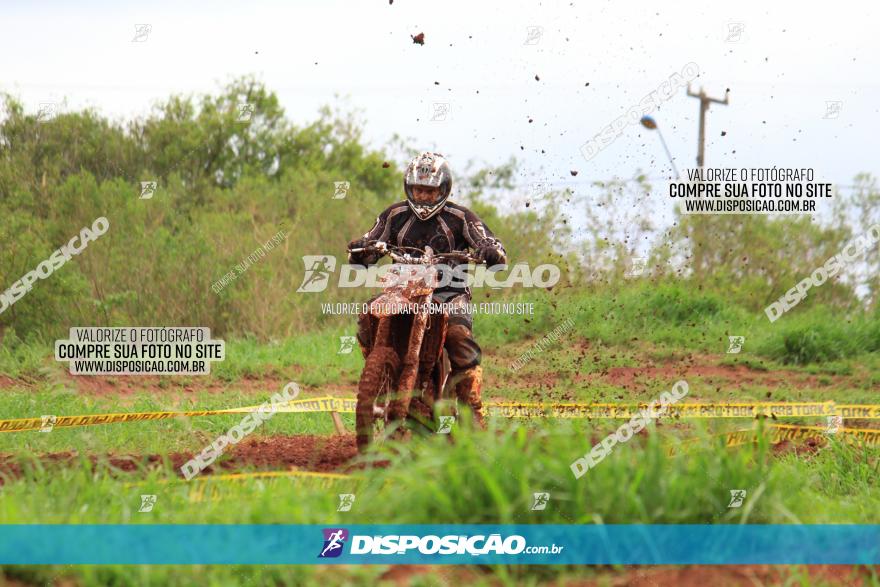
xmin=348 ymin=238 xmax=381 ymax=266
xmin=474 ymin=238 xmax=506 ymax=267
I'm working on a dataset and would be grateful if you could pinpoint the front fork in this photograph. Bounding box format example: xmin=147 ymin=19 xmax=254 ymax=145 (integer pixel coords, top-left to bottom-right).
xmin=387 ymin=295 xmax=430 ymax=425
xmin=354 ymin=316 xmax=394 ymax=451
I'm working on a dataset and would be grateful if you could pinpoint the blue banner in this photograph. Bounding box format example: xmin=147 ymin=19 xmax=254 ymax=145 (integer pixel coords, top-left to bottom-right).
xmin=1 ymin=525 xmax=879 ymax=565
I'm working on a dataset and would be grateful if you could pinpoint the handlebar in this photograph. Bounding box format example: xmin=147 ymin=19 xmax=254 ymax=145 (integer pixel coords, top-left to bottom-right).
xmin=349 ymin=241 xmax=481 ymax=265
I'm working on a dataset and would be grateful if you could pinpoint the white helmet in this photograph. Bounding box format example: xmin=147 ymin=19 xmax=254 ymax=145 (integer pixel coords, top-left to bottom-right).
xmin=404 ymin=152 xmax=452 ymax=220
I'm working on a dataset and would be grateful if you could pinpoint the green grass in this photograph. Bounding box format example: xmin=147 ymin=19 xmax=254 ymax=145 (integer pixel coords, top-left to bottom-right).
xmin=3 ymin=420 xmax=879 ymax=525
xmin=3 ymin=374 xmax=872 ymax=462
xmin=2 ymin=564 xmax=875 ymax=587
xmin=2 ymin=285 xmax=879 ymax=585
xmin=212 ymin=328 xmax=364 ymax=385
xmin=756 ymin=308 xmax=880 ymax=365
xmin=0 ymin=561 xmax=394 ymax=587
xmin=2 ymin=285 xmax=879 ymax=388
xmin=1 ymin=420 xmax=879 ymax=586
xmin=0 ymin=327 xmax=364 ymax=389
xmin=0 ymin=327 xmax=51 ymax=379
xmin=477 ymin=282 xmax=880 ymax=369
xmin=0 ymin=388 xmax=345 ymax=455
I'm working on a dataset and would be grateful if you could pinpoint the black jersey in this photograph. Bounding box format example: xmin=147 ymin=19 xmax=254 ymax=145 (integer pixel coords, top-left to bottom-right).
xmin=348 ymin=200 xmax=506 ymax=293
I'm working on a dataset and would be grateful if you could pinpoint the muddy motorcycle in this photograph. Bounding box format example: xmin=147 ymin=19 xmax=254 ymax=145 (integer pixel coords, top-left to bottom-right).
xmin=349 ymin=242 xmax=480 ymax=453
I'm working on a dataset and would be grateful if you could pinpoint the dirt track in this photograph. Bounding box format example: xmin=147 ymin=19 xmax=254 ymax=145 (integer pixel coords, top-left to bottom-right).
xmin=580 ymin=565 xmax=874 ymax=586
xmin=0 ymin=352 xmax=865 ymax=400
xmin=373 ymin=563 xmax=875 ymax=586
xmin=0 ymin=434 xmax=358 ymax=485
xmin=1 ymin=564 xmax=873 ymax=586
xmin=0 ymin=430 xmax=833 ymax=487
xmin=574 ymin=354 xmax=864 ymax=395
xmin=0 ymin=355 xmax=871 ymax=485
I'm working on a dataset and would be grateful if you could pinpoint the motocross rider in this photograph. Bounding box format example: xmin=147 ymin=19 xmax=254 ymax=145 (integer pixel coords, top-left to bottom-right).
xmin=347 ymin=152 xmax=507 ymax=426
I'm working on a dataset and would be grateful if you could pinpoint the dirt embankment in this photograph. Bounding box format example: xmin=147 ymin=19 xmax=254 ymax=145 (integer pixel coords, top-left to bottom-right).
xmin=585 ymin=360 xmax=850 ymax=393
xmin=375 ymin=564 xmax=873 ymax=586
xmin=0 ymin=434 xmax=359 ymax=485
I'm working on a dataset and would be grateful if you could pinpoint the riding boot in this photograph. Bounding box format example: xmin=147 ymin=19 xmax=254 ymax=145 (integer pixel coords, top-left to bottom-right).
xmin=447 ymin=365 xmax=485 ymax=428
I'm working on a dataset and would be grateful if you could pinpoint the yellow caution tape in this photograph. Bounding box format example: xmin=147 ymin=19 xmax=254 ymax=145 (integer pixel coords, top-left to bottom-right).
xmin=836 ymin=405 xmax=880 ymax=419
xmin=123 ymin=468 xmax=355 ymax=502
xmin=487 ymin=401 xmax=839 ymax=419
xmin=266 ymin=396 xmax=357 ymax=414
xmin=181 ymin=470 xmax=356 ymax=501
xmin=728 ymin=424 xmax=880 ymax=447
xmin=0 ymin=409 xmax=240 ymax=433
xmin=2 ymin=398 xmax=880 ymax=433
xmin=196 ymin=469 xmax=356 ymax=482
xmin=668 ymin=423 xmax=880 ymax=456
xmin=0 ymin=396 xmax=353 ymax=433
xmin=124 ymin=468 xmax=355 ymax=487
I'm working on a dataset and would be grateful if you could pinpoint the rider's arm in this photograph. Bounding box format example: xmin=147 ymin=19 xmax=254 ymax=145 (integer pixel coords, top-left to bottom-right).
xmin=462 ymin=209 xmax=507 ymax=266
xmin=348 ymin=204 xmax=398 ymax=265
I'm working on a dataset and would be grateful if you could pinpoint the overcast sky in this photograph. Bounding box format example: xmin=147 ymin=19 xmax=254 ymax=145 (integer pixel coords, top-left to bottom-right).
xmin=3 ymin=0 xmax=878 ymax=236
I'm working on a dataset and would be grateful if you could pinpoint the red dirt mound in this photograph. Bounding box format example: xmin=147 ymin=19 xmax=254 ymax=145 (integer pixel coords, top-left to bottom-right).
xmin=367 ymin=564 xmax=874 ymax=586
xmin=0 ymin=434 xmax=358 ymax=485
xmin=579 ymin=564 xmax=872 ymax=586
xmin=588 ymin=360 xmax=845 ymax=393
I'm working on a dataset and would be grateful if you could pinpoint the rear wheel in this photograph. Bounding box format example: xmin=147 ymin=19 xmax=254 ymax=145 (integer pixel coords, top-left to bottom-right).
xmin=355 ymin=346 xmax=400 ymax=453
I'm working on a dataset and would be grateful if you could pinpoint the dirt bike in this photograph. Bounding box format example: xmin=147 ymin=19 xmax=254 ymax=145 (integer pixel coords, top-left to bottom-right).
xmin=348 ymin=241 xmax=480 ymax=453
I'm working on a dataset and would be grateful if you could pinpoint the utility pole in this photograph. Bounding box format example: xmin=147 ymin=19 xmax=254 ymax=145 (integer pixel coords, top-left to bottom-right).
xmin=687 ymin=85 xmax=729 ymax=167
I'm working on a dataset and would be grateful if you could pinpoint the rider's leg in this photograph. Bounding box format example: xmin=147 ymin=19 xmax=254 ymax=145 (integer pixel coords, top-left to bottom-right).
xmin=441 ymin=294 xmax=485 ymax=428
xmin=356 ymin=294 xmax=381 ymax=358
xmin=446 ymin=363 xmax=484 ymax=428
xmin=356 ymin=312 xmax=372 ymax=358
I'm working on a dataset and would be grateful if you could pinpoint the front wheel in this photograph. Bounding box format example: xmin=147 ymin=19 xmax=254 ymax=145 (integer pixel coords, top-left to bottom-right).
xmin=355 ymin=346 xmax=400 ymax=453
